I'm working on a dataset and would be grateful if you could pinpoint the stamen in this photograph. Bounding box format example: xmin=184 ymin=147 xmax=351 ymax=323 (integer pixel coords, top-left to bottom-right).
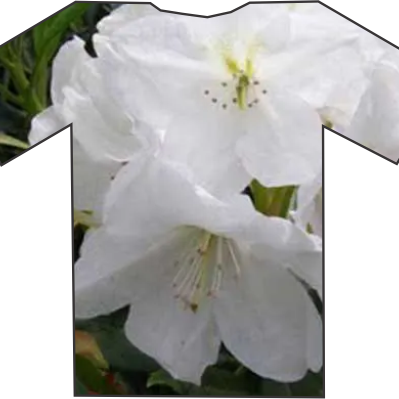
xmin=209 ymin=264 xmax=222 ymax=297
xmin=212 ymin=98 xmax=218 ymax=103
xmin=226 ymin=241 xmax=241 ymax=279
xmin=172 ymin=234 xmax=204 ymax=284
xmin=216 ymin=237 xmax=223 ymax=268
xmin=172 ymin=232 xmax=213 ymax=311
xmin=174 ymin=252 xmax=205 ymax=306
xmin=208 ymin=238 xmax=223 ymax=297
xmin=172 ymin=231 xmax=242 ymax=310
xmin=204 ymin=90 xmax=210 ymax=95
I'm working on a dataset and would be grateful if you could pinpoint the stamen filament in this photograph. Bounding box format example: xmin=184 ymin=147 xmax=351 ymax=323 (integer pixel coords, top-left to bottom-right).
xmin=227 ymin=241 xmax=241 ymax=278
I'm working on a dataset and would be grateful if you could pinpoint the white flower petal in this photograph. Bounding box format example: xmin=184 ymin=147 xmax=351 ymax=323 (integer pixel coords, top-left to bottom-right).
xmin=61 ymin=90 xmax=134 ymax=162
xmin=289 ymin=3 xmax=388 ymax=63
xmin=77 ymin=211 xmax=221 ymax=384
xmin=96 ymin=4 xmax=158 ymax=37
xmin=93 ymin=13 xmax=216 ymax=126
xmin=104 ymin=155 xmax=255 ymax=241
xmin=207 ymin=4 xmax=290 ymax=54
xmin=50 ymin=36 xmax=143 ymax=163
xmin=102 ymin=156 xmax=207 ymax=237
xmin=346 ymin=61 xmax=399 ymax=161
xmin=102 ymin=14 xmax=207 ymax=62
xmin=295 ymin=171 xmax=323 ymax=238
xmin=260 ymin=33 xmax=365 ymax=119
xmin=125 ymin=282 xmax=220 ymax=385
xmin=237 ymin=89 xmax=322 ymax=187
xmin=51 ymin=37 xmax=89 ymax=105
xmin=214 ymin=249 xmax=323 ymax=381
xmin=161 ymin=110 xmax=251 ymax=197
xmin=75 ymin=228 xmax=187 ymax=319
xmin=72 ymin=140 xmax=118 ymax=214
xmin=28 ymin=107 xmax=119 ymax=216
xmin=305 ymin=289 xmax=323 ymax=372
xmin=243 ymin=215 xmax=323 ymax=296
xmin=28 ymin=106 xmax=65 ymax=145
xmin=287 ymin=250 xmax=323 ymax=299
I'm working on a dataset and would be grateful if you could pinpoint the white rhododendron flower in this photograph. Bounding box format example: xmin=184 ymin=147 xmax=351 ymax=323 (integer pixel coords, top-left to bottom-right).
xmin=278 ymin=3 xmax=393 ymax=139
xmin=92 ymin=4 xmax=338 ymax=193
xmin=283 ymin=4 xmax=376 ymax=132
xmin=294 ymin=171 xmax=323 ymax=239
xmin=75 ymin=155 xmax=322 ymax=384
xmin=289 ymin=3 xmax=389 ymax=63
xmin=96 ymin=3 xmax=157 ymax=36
xmin=28 ymin=36 xmax=157 ymax=219
xmin=345 ymin=51 xmax=399 ymax=161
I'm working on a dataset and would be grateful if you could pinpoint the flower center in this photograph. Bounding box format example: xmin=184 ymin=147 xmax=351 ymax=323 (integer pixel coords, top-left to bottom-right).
xmin=172 ymin=228 xmax=241 ymax=312
xmin=202 ymin=55 xmax=268 ymax=111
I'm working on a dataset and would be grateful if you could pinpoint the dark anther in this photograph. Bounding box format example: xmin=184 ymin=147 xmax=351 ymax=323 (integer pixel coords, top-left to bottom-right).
xmin=232 ymin=98 xmax=237 ymax=103
xmin=222 ymin=104 xmax=227 ymax=109
xmin=241 ymin=185 xmax=254 ymax=201
xmin=262 ymin=89 xmax=268 ymax=95
xmin=212 ymin=98 xmax=218 ymax=103
xmin=254 ymin=80 xmax=260 ymax=85
xmin=204 ymin=90 xmax=210 ymax=95
xmin=221 ymin=82 xmax=227 ymax=87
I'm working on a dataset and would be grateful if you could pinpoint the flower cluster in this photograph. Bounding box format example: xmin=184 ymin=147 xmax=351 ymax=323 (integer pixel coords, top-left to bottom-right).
xmin=28 ymin=3 xmax=395 ymax=385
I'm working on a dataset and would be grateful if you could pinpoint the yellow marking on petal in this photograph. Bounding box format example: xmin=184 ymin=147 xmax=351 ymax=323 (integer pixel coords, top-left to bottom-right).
xmin=224 ymin=55 xmax=241 ymax=75
xmin=245 ymin=58 xmax=254 ymax=77
xmin=74 ymin=210 xmax=98 ymax=228
xmin=320 ymin=114 xmax=334 ymax=129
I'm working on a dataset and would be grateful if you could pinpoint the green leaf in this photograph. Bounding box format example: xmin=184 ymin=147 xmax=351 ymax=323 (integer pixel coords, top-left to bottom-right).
xmin=31 ymin=3 xmax=91 ymax=107
xmin=260 ymin=379 xmax=293 ymax=396
xmin=147 ymin=370 xmax=187 ymax=394
xmin=250 ymin=179 xmax=296 ymax=218
xmin=250 ymin=179 xmax=271 ymax=214
xmin=148 ymin=366 xmax=258 ymax=396
xmin=201 ymin=367 xmax=257 ymax=395
xmin=289 ymin=372 xmax=324 ymax=396
xmin=0 ymin=99 xmax=27 ymax=134
xmin=75 ymin=377 xmax=89 ymax=396
xmin=33 ymin=3 xmax=91 ymax=56
xmin=0 ymin=132 xmax=29 ymax=149
xmin=259 ymin=372 xmax=323 ymax=397
xmin=75 ymin=354 xmax=117 ymax=395
xmin=76 ymin=308 xmax=159 ymax=373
